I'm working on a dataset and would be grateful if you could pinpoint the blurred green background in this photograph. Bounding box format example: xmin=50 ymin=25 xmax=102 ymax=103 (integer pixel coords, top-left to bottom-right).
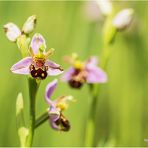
xmin=0 ymin=1 xmax=148 ymax=147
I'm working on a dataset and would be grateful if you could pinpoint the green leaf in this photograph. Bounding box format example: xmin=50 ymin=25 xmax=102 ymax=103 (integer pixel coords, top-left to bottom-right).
xmin=16 ymin=93 xmax=24 ymax=117
xmin=18 ymin=127 xmax=29 ymax=147
xmin=16 ymin=92 xmax=27 ymax=147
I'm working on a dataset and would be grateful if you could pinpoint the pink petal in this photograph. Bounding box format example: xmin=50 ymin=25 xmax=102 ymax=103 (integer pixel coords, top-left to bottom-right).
xmin=86 ymin=66 xmax=108 ymax=83
xmin=49 ymin=119 xmax=60 ymax=131
xmin=45 ymin=60 xmax=63 ymax=76
xmin=11 ymin=57 xmax=32 ymax=74
xmin=49 ymin=106 xmax=60 ymax=122
xmin=86 ymin=56 xmax=98 ymax=66
xmin=45 ymin=79 xmax=58 ymax=106
xmin=30 ymin=33 xmax=46 ymax=55
xmin=61 ymin=67 xmax=75 ymax=81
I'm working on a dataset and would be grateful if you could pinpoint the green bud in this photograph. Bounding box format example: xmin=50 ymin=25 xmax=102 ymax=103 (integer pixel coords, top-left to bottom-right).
xmin=113 ymin=8 xmax=134 ymax=31
xmin=17 ymin=35 xmax=31 ymax=57
xmin=22 ymin=15 xmax=37 ymax=34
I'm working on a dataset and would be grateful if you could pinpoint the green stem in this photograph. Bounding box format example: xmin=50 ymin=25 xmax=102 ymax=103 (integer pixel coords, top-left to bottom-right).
xmin=84 ymin=84 xmax=99 ymax=147
xmin=84 ymin=15 xmax=117 ymax=147
xmin=84 ymin=37 xmax=113 ymax=147
xmin=25 ymin=77 xmax=40 ymax=147
xmin=35 ymin=111 xmax=49 ymax=129
xmin=100 ymin=44 xmax=111 ymax=70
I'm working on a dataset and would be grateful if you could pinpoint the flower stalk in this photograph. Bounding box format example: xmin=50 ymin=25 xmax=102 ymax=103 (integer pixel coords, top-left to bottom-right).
xmin=84 ymin=84 xmax=98 ymax=146
xmin=25 ymin=77 xmax=40 ymax=147
xmin=35 ymin=110 xmax=49 ymax=129
xmin=4 ymin=15 xmax=65 ymax=147
xmin=84 ymin=13 xmax=117 ymax=148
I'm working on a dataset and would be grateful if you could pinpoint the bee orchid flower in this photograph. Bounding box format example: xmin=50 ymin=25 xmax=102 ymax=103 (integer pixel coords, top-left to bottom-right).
xmin=45 ymin=79 xmax=74 ymax=131
xmin=11 ymin=33 xmax=63 ymax=79
xmin=62 ymin=54 xmax=108 ymax=88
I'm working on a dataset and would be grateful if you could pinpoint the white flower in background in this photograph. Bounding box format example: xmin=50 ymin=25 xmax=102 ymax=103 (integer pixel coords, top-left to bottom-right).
xmin=4 ymin=15 xmax=37 ymax=42
xmin=96 ymin=0 xmax=113 ymax=16
xmin=22 ymin=15 xmax=37 ymax=34
xmin=84 ymin=1 xmax=102 ymax=22
xmin=112 ymin=8 xmax=134 ymax=30
xmin=4 ymin=23 xmax=21 ymax=42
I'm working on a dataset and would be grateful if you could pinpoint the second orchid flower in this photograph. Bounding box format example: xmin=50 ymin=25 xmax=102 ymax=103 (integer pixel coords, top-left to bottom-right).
xmin=45 ymin=79 xmax=74 ymax=131
xmin=62 ymin=54 xmax=108 ymax=89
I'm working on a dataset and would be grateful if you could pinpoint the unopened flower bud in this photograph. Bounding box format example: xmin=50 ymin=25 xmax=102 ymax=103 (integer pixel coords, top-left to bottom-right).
xmin=96 ymin=0 xmax=112 ymax=16
xmin=4 ymin=23 xmax=21 ymax=42
xmin=17 ymin=35 xmax=31 ymax=57
xmin=22 ymin=15 xmax=37 ymax=34
xmin=112 ymin=8 xmax=134 ymax=30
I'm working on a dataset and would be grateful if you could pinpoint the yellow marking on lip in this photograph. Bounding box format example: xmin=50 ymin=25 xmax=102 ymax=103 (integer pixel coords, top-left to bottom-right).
xmin=34 ymin=51 xmax=45 ymax=59
xmin=35 ymin=68 xmax=39 ymax=70
xmin=74 ymin=60 xmax=84 ymax=70
xmin=56 ymin=103 xmax=68 ymax=111
xmin=41 ymin=73 xmax=45 ymax=77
